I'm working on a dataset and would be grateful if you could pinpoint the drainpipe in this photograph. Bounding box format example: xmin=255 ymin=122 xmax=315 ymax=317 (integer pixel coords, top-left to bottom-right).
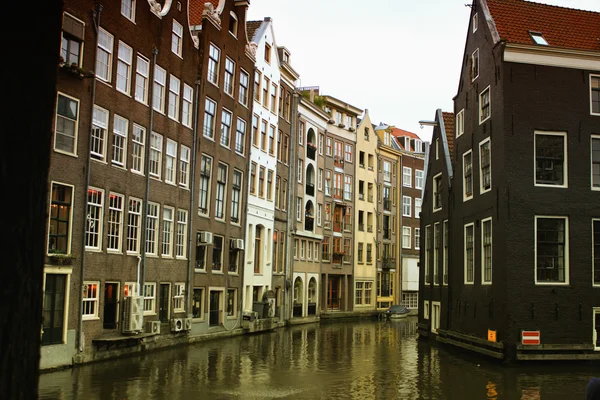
xmin=284 ymin=91 xmax=300 ymax=321
xmin=185 ymin=72 xmax=201 ymax=318
xmin=140 ymin=48 xmax=159 ymax=310
xmin=77 ymin=3 xmax=102 ymax=353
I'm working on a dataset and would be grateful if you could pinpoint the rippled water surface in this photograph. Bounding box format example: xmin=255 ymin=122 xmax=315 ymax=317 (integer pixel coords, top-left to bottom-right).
xmin=38 ymin=319 xmax=598 ymax=399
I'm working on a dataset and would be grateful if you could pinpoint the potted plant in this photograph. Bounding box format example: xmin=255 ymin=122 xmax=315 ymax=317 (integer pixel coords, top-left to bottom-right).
xmin=49 ymin=254 xmax=76 ymax=265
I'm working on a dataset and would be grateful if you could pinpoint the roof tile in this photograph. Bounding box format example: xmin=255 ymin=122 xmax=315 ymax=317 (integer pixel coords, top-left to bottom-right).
xmin=189 ymin=0 xmax=222 ymax=26
xmin=442 ymin=112 xmax=455 ymax=159
xmin=246 ymin=20 xmax=263 ymax=42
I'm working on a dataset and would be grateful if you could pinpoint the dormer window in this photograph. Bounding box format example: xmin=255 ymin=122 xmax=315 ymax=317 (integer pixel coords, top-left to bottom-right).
xmin=283 ymin=51 xmax=289 ymax=64
xmin=529 ymin=31 xmax=549 ymax=46
xmin=228 ymin=12 xmax=238 ymax=37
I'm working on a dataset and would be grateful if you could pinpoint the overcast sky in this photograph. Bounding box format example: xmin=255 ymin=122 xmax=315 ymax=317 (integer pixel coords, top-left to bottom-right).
xmin=246 ymin=0 xmax=600 ymax=141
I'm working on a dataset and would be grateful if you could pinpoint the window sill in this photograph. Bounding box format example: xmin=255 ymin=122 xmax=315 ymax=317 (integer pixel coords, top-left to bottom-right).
xmin=143 ymin=312 xmax=157 ymax=316
xmin=211 ymin=270 xmax=224 ymax=275
xmin=106 ymin=250 xmax=123 ymax=255
xmin=53 ymin=149 xmax=78 ymax=158
xmin=111 ymin=163 xmax=127 ymax=170
xmin=116 ymin=88 xmax=132 ymax=98
xmin=85 ymin=248 xmax=102 ymax=253
xmin=82 ymin=317 xmax=100 ymax=321
xmin=91 ymin=157 xmax=108 ymax=165
xmin=534 ymin=183 xmax=568 ymax=189
xmin=194 ymin=269 xmax=207 ymax=274
xmin=96 ymin=78 xmax=113 ymax=89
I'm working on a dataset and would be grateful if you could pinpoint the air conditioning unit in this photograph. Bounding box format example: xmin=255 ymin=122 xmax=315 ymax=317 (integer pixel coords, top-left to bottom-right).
xmin=184 ymin=318 xmax=192 ymax=331
xmin=146 ymin=320 xmax=160 ymax=335
xmin=197 ymin=231 xmax=213 ymax=246
xmin=170 ymin=318 xmax=183 ymax=332
xmin=230 ymin=238 xmax=244 ymax=250
xmin=122 ymin=296 xmax=144 ymax=333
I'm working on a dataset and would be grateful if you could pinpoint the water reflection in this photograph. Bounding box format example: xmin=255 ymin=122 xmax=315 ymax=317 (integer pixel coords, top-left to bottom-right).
xmin=39 ymin=319 xmax=598 ymax=400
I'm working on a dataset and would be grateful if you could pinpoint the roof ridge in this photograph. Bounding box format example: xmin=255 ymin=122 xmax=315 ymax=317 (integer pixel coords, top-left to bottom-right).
xmin=520 ymin=0 xmax=600 ymax=15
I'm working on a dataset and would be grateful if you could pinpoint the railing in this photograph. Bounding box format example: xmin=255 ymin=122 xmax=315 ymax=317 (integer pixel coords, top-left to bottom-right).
xmin=332 ymin=253 xmax=343 ymax=265
xmin=382 ymin=257 xmax=395 ymax=269
xmin=306 ymin=183 xmax=315 ymax=196
xmin=358 ymin=193 xmax=364 ymax=200
xmin=323 ymin=221 xmax=331 ymax=230
xmin=343 ymin=191 xmax=352 ymax=201
xmin=358 ymin=223 xmax=364 ymax=231
xmin=383 ymin=229 xmax=391 ymax=240
xmin=367 ymin=225 xmax=373 ymax=232
xmin=195 ymin=260 xmax=205 ymax=269
xmin=383 ymin=199 xmax=392 ymax=211
xmin=344 ymin=223 xmax=352 ymax=232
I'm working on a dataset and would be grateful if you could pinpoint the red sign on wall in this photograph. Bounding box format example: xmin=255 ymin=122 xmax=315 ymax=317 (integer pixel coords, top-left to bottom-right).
xmin=521 ymin=330 xmax=540 ymax=345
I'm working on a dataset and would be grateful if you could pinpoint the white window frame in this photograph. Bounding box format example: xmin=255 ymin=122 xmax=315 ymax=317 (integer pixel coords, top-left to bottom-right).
xmin=220 ymin=109 xmax=232 ymax=148
xmin=90 ymin=105 xmax=108 ymax=161
xmin=464 ymin=222 xmax=475 ymax=284
xmin=85 ymin=187 xmax=104 ymax=250
xmin=145 ymin=202 xmax=160 ymax=256
xmin=415 ymin=198 xmax=422 ymax=219
xmin=173 ymin=283 xmax=185 ymax=312
xmin=204 ymin=98 xmax=216 ymax=139
xmin=153 ymin=65 xmax=166 ymax=113
xmin=534 ymin=131 xmax=568 ymax=188
xmin=179 ymin=145 xmax=190 ymax=188
xmin=168 ymin=74 xmax=180 ymax=121
xmin=481 ymin=217 xmax=492 ymax=285
xmin=116 ymin=41 xmax=132 ymax=95
xmin=592 ymin=135 xmax=600 ymax=190
xmin=534 ymin=216 xmax=569 ymax=286
xmin=296 ymin=197 xmax=302 ymax=222
xmin=415 ymin=228 xmax=420 ymax=250
xmin=402 ymin=196 xmax=411 ymax=217
xmin=112 ymin=114 xmax=128 ymax=167
xmin=126 ymin=197 xmax=142 ymax=254
xmin=480 ymin=137 xmax=492 ymax=194
xmin=317 ymin=204 xmax=322 ymax=226
xmin=402 ymin=226 xmax=411 ymax=249
xmin=463 ymin=150 xmax=473 ymax=201
xmin=415 ymin=169 xmax=424 ymax=190
xmin=171 ymin=20 xmax=183 ymax=57
xmin=472 ymin=12 xmax=478 ymax=33
xmin=135 ymin=54 xmax=149 ymax=104
xmin=162 ymin=206 xmax=175 ymax=257
xmin=590 ymin=74 xmax=600 ymax=116
xmin=423 ymin=300 xmax=429 ymax=320
xmin=165 ymin=139 xmax=177 ymax=185
xmin=239 ymin=69 xmax=249 ymax=106
xmin=431 ymin=301 xmax=441 ymax=334
xmin=149 ymin=132 xmax=163 ymax=179
xmin=143 ymin=282 xmax=156 ymax=315
xmin=131 ymin=124 xmax=145 ymax=175
xmin=182 ymin=83 xmax=193 ymax=128
xmin=82 ymin=282 xmax=100 ymax=320
xmin=207 ymin=43 xmax=220 ymax=85
xmin=96 ymin=28 xmax=113 ymax=83
xmin=176 ymin=209 xmax=188 ymax=259
xmin=471 ymin=48 xmax=479 ymax=81
xmin=47 ymin=182 xmax=75 ymax=255
xmin=107 ymin=192 xmax=124 ymax=253
xmin=479 ymin=85 xmax=491 ymax=124
xmin=403 ymin=167 xmax=412 ymax=187
xmin=456 ymin=109 xmax=464 ymax=138
xmin=54 ymin=92 xmax=80 ymax=156
xmin=121 ymin=0 xmax=136 ymax=22
xmin=224 ymin=57 xmax=235 ymax=97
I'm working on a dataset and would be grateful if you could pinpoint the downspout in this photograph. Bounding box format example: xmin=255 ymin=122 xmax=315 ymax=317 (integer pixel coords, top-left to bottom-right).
xmin=284 ymin=92 xmax=300 ymax=321
xmin=140 ymin=48 xmax=159 ymax=310
xmin=77 ymin=3 xmax=102 ymax=353
xmin=185 ymin=72 xmax=201 ymax=318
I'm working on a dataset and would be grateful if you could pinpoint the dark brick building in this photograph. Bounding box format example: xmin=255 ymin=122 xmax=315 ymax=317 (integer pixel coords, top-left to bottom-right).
xmin=419 ymin=0 xmax=600 ymax=361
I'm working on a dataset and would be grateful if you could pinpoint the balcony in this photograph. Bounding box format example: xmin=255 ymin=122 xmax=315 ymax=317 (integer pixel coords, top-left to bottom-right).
xmin=382 ymin=257 xmax=396 ymax=269
xmin=306 ymin=144 xmax=316 ymax=160
xmin=332 ymin=252 xmax=344 ymax=265
xmin=334 ymin=157 xmax=344 ymax=168
xmin=306 ymin=183 xmax=315 ymax=197
xmin=383 ymin=199 xmax=391 ymax=211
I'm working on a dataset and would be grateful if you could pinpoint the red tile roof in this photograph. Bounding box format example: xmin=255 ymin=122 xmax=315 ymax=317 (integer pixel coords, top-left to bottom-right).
xmin=391 ymin=127 xmax=419 ymax=140
xmin=442 ymin=112 xmax=455 ymax=159
xmin=189 ymin=0 xmax=222 ymax=26
xmin=246 ymin=20 xmax=263 ymax=42
xmin=487 ymin=0 xmax=600 ymax=51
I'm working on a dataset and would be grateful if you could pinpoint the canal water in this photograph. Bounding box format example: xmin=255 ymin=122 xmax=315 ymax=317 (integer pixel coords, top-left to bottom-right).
xmin=39 ymin=318 xmax=598 ymax=399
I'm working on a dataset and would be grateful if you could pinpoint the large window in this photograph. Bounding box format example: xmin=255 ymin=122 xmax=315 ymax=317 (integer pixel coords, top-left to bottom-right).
xmin=192 ymin=288 xmax=204 ymax=319
xmin=143 ymin=283 xmax=156 ymax=315
xmin=116 ymin=41 xmax=132 ymax=95
xmin=162 ymin=206 xmax=174 ymax=257
xmin=173 ymin=283 xmax=185 ymax=312
xmin=107 ymin=193 xmax=124 ymax=252
xmin=61 ymin=13 xmax=84 ymax=67
xmin=176 ymin=210 xmax=188 ymax=258
xmin=204 ymin=98 xmax=216 ymax=139
xmin=85 ymin=188 xmax=104 ymax=249
xmin=212 ymin=236 xmax=223 ymax=271
xmin=592 ymin=136 xmax=600 ymax=189
xmin=168 ymin=75 xmax=180 ymax=121
xmin=220 ymin=109 xmax=232 ymax=147
xmin=91 ymin=106 xmax=108 ymax=161
xmin=182 ymin=84 xmax=193 ymax=128
xmin=55 ymin=93 xmax=79 ymax=155
xmin=179 ymin=145 xmax=190 ymax=188
xmin=131 ymin=124 xmax=145 ymax=174
xmin=145 ymin=202 xmax=159 ymax=255
xmin=215 ymin=163 xmax=228 ymax=220
xmin=482 ymin=217 xmax=492 ymax=284
xmin=463 ymin=150 xmax=473 ymax=200
xmin=135 ymin=55 xmax=149 ymax=104
xmin=153 ymin=65 xmax=166 ymax=113
xmin=42 ymin=273 xmax=67 ymax=345
xmin=231 ymin=170 xmax=242 ymax=223
xmin=239 ymin=70 xmax=249 ymax=106
xmin=535 ymin=131 xmax=567 ymax=187
xmin=96 ymin=28 xmax=113 ymax=82
xmin=127 ymin=198 xmax=142 ymax=253
xmin=456 ymin=109 xmax=464 ymax=137
xmin=82 ymin=282 xmax=99 ymax=319
xmin=112 ymin=115 xmax=128 ymax=167
xmin=171 ymin=20 xmax=183 ymax=57
xmin=536 ymin=216 xmax=568 ymax=284
xmin=415 ymin=170 xmax=424 ymax=189
xmin=433 ymin=173 xmax=442 ymax=211
xmin=480 ymin=138 xmax=491 ymax=193
xmin=121 ymin=0 xmax=136 ymax=21
xmin=403 ymin=167 xmax=412 ymax=187
xmin=402 ymin=196 xmax=411 ymax=217
xmin=224 ymin=57 xmax=235 ymax=96
xmin=591 ymin=74 xmax=600 ymax=115
xmin=355 ymin=282 xmax=373 ymax=306
xmin=479 ymin=86 xmax=491 ymax=124
xmin=235 ymin=118 xmax=246 ymax=155
xmin=425 ymin=226 xmax=431 ymax=284
xmin=415 ymin=198 xmax=422 ymax=218
xmin=48 ymin=183 xmax=73 ymax=254
xmin=464 ymin=223 xmax=474 ymax=284
xmin=402 ymin=227 xmax=411 ymax=249
xmin=594 ymin=220 xmax=600 ymax=286
xmin=208 ymin=43 xmax=220 ymax=85
xmin=149 ymin=132 xmax=163 ymax=179
xmin=198 ymin=155 xmax=212 ymax=215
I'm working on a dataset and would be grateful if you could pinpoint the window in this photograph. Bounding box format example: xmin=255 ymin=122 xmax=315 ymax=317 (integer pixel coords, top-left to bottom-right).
xmin=471 ymin=48 xmax=479 ymax=81
xmin=54 ymin=93 xmax=79 ymax=155
xmin=296 ymin=197 xmax=302 ymax=221
xmin=297 ymin=159 xmax=303 ymax=183
xmin=239 ymin=70 xmax=249 ymax=106
xmin=107 ymin=193 xmax=124 ymax=252
xmin=325 ymin=170 xmax=331 ymax=196
xmin=456 ymin=109 xmax=464 ymax=137
xmin=96 ymin=28 xmax=113 ymax=82
xmin=208 ymin=44 xmax=220 ymax=85
xmin=300 ymin=240 xmax=306 ymax=259
xmin=529 ymin=31 xmax=549 ymax=45
xmin=403 ymin=167 xmax=412 ymax=187
xmin=126 ymin=198 xmax=142 ymax=253
xmin=85 ymin=188 xmax=104 ymax=250
xmin=481 ymin=217 xmax=492 ymax=284
xmin=143 ymin=283 xmax=156 ymax=315
xmin=181 ymin=84 xmax=193 ymax=128
xmin=402 ymin=227 xmax=411 ymax=249
xmin=472 ymin=12 xmax=478 ymax=32
xmin=267 ymin=170 xmax=274 ymax=201
xmin=220 ymin=109 xmax=232 ymax=147
xmin=250 ymin=162 xmax=257 ymax=195
xmin=594 ymin=220 xmax=600 ymax=286
xmin=227 ymin=289 xmax=237 ymax=317
xmin=281 ymin=180 xmax=288 ymax=211
xmin=215 ymin=163 xmax=228 ymax=219
xmin=535 ymin=216 xmax=569 ymax=284
xmin=231 ymin=170 xmax=242 ymax=223
xmin=261 ymin=120 xmax=267 ymax=151
xmin=383 ymin=161 xmax=391 ymax=182
xmin=443 ymin=220 xmax=448 ymax=285
xmin=402 ymin=196 xmax=411 ymax=217
xmin=42 ymin=273 xmax=68 ymax=345
xmin=198 ymin=155 xmax=212 ymax=215
xmin=82 ymin=282 xmax=99 ymax=319
xmin=173 ymin=283 xmax=185 ymax=312
xmin=171 ymin=20 xmax=183 ymax=56
xmin=116 ymin=41 xmax=132 ymax=94
xmin=228 ymin=12 xmax=238 ymax=36
xmin=254 ymin=71 xmax=261 ymax=102
xmin=176 ymin=209 xmax=187 ymax=258
xmin=48 ymin=183 xmax=73 ymax=254
xmin=345 ymin=144 xmax=353 ymax=163
xmin=168 ymin=75 xmax=180 ymax=120
xmin=259 ymin=166 xmax=266 ymax=198
xmin=269 ymin=125 xmax=276 ymax=156
xmin=213 ymin=236 xmax=224 ymax=271
xmin=591 ymin=75 xmax=600 ymax=115
xmin=162 ymin=206 xmax=174 ymax=256
xmin=262 ymin=77 xmax=269 ymax=108
xmin=535 ymin=131 xmax=567 ymax=187
xmin=415 ymin=198 xmax=422 ymax=218
xmin=196 ymin=244 xmax=207 ymax=271
xmin=344 ymin=175 xmax=352 ymax=201
xmin=152 ymin=65 xmax=166 ymax=113
xmin=112 ymin=115 xmax=128 ymax=167
xmin=90 ymin=106 xmax=108 ymax=161
xmin=415 ymin=228 xmax=421 ymax=250
xmin=326 ymin=137 xmax=332 ymax=156
xmin=270 ymin=84 xmax=277 ymax=114
xmin=192 ymin=288 xmax=204 ymax=318
xmin=224 ymin=57 xmax=235 ymax=96
xmin=203 ymin=98 xmax=217 ymax=139
xmin=131 ymin=124 xmax=145 ymax=174
xmin=322 ymin=237 xmax=330 ymax=261
xmin=464 ymin=223 xmax=474 ymax=284
xmin=463 ymin=150 xmax=473 ymax=200
xmin=433 ymin=223 xmax=441 ymax=285
xmin=479 ymin=86 xmax=491 ymax=124
xmin=415 ymin=170 xmax=424 ymax=190
xmin=135 ymin=55 xmax=149 ymax=104
xmin=317 ymin=203 xmax=322 ymax=226
xmin=264 ymin=43 xmax=271 ymax=63
xmin=433 ymin=173 xmax=442 ymax=211
xmin=366 ymin=243 xmax=372 ymax=264
xmin=145 ymin=202 xmax=159 ymax=255
xmin=121 ymin=0 xmax=135 ymax=21
xmin=179 ymin=145 xmax=190 ymax=188
xmin=425 ymin=226 xmax=431 ymax=284
xmin=61 ymin=13 xmax=84 ymax=67
xmin=593 ymin=136 xmax=600 ymax=189
xmin=149 ymin=132 xmax=163 ymax=179
xmin=480 ymin=138 xmax=491 ymax=193
xmin=234 ymin=118 xmax=246 ymax=155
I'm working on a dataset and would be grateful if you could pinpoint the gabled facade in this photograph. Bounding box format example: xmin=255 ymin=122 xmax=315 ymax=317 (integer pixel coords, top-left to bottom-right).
xmin=242 ymin=17 xmax=280 ymax=317
xmin=419 ymin=0 xmax=600 ymax=361
xmin=353 ymin=111 xmax=378 ymax=311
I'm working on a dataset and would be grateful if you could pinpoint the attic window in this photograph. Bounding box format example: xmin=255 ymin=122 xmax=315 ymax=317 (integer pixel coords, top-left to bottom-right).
xmin=229 ymin=12 xmax=238 ymax=37
xmin=529 ymin=32 xmax=548 ymax=46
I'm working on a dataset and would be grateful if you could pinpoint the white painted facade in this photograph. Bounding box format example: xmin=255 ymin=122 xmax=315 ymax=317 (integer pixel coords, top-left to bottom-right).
xmin=243 ymin=19 xmax=281 ymax=313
